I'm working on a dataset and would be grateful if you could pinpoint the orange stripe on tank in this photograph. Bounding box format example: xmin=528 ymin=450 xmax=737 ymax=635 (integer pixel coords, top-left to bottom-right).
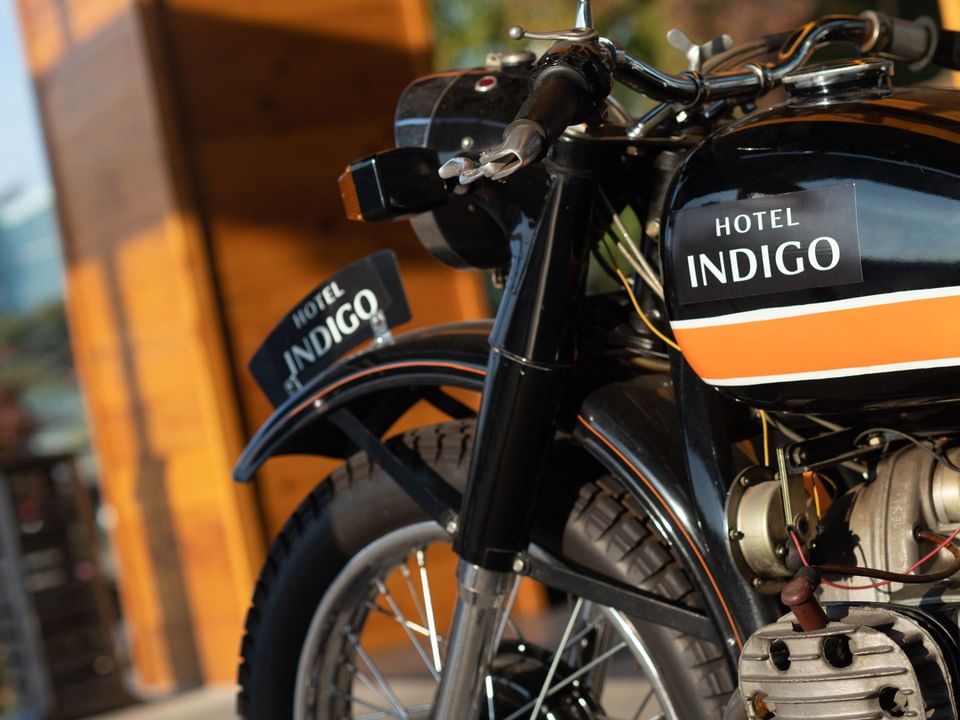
xmin=673 ymin=293 xmax=960 ymax=381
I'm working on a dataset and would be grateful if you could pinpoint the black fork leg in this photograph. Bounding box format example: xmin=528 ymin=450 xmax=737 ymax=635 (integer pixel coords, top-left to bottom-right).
xmin=431 ymin=171 xmax=596 ymax=719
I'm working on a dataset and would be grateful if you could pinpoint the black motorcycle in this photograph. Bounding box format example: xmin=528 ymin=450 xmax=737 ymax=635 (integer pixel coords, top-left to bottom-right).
xmin=233 ymin=3 xmax=960 ymax=717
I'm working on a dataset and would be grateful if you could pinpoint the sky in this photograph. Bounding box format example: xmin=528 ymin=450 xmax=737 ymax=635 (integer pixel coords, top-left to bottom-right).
xmin=0 ymin=0 xmax=50 ymax=198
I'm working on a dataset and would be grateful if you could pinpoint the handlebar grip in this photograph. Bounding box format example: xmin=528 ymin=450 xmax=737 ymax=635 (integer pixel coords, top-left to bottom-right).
xmin=511 ymin=43 xmax=612 ymax=157
xmin=514 ymin=69 xmax=593 ymax=150
xmin=863 ymin=11 xmax=938 ymax=67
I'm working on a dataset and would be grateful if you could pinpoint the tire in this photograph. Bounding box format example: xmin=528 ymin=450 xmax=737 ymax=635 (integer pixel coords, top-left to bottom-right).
xmin=236 ymin=419 xmax=733 ymax=718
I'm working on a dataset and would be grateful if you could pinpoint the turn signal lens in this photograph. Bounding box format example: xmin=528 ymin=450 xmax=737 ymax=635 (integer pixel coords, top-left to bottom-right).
xmin=338 ymin=167 xmax=363 ymax=221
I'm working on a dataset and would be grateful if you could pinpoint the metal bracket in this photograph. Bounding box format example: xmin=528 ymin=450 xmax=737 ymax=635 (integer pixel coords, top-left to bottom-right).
xmin=326 ymin=408 xmax=461 ymax=533
xmin=369 ymin=309 xmax=393 ymax=346
xmin=521 ymin=548 xmax=721 ymax=642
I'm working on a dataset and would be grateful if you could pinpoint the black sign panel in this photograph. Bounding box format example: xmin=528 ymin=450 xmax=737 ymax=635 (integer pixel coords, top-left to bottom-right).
xmin=671 ymin=184 xmax=862 ymax=304
xmin=249 ymin=250 xmax=412 ymax=407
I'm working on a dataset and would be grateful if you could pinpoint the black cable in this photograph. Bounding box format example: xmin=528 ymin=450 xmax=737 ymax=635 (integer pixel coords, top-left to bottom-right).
xmin=855 ymin=427 xmax=960 ymax=474
xmin=790 ymin=527 xmax=960 ymax=585
xmin=817 ymin=530 xmax=960 ymax=584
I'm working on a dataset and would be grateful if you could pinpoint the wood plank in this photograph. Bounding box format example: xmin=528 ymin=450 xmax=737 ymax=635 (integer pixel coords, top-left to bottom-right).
xmin=152 ymin=0 xmax=490 ymax=535
xmin=18 ymin=0 xmax=265 ymax=689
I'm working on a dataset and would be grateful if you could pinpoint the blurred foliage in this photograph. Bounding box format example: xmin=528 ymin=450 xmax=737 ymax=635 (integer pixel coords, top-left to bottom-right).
xmin=0 ymin=303 xmax=72 ymax=390
xmin=427 ymin=0 xmax=945 ymax=95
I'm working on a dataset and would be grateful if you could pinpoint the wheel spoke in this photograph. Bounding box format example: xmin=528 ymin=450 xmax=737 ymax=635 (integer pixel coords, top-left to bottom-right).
xmin=328 ymin=686 xmax=398 ymax=717
xmin=561 ymin=615 xmax=606 ymax=656
xmin=485 ymin=673 xmax=497 ymax=720
xmin=347 ymin=633 xmax=411 ymax=720
xmin=631 ymin=687 xmax=654 ymax=720
xmin=366 ymin=602 xmax=444 ymax=643
xmin=415 ymin=549 xmax=443 ymax=673
xmin=603 ymin=608 xmax=678 ymax=720
xmin=374 ymin=580 xmax=441 ymax=682
xmin=526 ymin=596 xmax=583 ymax=719
xmin=354 ymin=704 xmax=433 ymax=720
xmin=504 ymin=641 xmax=627 ymax=720
xmin=400 ymin=563 xmax=428 ymax=627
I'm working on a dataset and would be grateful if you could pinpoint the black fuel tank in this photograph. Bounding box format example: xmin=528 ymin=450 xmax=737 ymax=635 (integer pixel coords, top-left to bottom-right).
xmin=662 ymin=83 xmax=960 ymax=413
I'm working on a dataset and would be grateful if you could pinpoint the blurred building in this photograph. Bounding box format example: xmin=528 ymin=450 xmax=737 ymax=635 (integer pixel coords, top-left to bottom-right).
xmin=0 ymin=187 xmax=62 ymax=316
xmin=8 ymin=0 xmax=489 ymax=708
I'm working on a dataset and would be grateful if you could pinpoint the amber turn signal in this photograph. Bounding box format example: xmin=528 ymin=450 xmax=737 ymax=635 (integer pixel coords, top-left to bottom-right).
xmin=338 ymin=167 xmax=363 ymax=222
xmin=336 ymin=147 xmax=447 ymax=222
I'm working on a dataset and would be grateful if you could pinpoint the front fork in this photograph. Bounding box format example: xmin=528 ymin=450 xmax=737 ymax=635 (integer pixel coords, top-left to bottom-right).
xmin=431 ymin=171 xmax=597 ymax=719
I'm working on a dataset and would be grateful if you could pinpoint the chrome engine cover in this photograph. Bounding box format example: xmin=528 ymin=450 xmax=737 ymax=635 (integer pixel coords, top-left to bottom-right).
xmin=736 ymin=606 xmax=956 ymax=719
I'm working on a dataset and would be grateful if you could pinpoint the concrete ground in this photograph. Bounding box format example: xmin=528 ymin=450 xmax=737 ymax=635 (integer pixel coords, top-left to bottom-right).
xmin=87 ymin=607 xmax=660 ymax=719
xmin=88 ymin=687 xmax=237 ymax=720
xmin=85 ymin=678 xmax=657 ymax=719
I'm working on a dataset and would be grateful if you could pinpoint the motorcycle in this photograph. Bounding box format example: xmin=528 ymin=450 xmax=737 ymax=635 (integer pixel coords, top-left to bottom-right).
xmin=232 ymin=2 xmax=960 ymax=717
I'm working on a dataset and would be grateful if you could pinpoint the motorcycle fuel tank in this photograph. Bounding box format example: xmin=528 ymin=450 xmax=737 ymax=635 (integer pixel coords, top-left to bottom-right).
xmin=662 ymin=79 xmax=960 ymax=413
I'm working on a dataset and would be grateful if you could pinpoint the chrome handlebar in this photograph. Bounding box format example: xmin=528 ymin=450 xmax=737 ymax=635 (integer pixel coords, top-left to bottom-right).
xmin=441 ymin=10 xmax=938 ymax=185
xmin=610 ymin=15 xmax=880 ymax=106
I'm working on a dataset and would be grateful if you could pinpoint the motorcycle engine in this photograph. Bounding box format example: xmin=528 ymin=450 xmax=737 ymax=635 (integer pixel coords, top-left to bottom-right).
xmin=728 ymin=447 xmax=960 ymax=602
xmin=727 ymin=447 xmax=960 ymax=719
xmin=735 ymin=605 xmax=957 ymax=719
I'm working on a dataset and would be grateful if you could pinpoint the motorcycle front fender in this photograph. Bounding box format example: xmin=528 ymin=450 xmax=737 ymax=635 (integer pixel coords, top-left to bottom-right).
xmin=233 ymin=321 xmax=765 ymax=659
xmin=232 ymin=321 xmax=492 ymax=482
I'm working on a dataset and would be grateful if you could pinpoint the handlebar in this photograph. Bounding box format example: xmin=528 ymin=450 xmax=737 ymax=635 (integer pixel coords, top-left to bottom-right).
xmin=612 ymin=12 xmax=939 ymax=106
xmin=440 ymin=10 xmax=946 ymax=185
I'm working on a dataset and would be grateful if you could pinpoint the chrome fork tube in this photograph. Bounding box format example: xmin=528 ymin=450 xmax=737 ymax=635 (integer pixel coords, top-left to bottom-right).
xmin=430 ymin=561 xmax=514 ymax=719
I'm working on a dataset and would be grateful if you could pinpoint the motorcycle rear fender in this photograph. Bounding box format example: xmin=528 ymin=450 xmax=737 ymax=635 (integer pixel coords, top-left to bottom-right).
xmin=575 ymin=377 xmax=748 ymax=653
xmin=233 ymin=321 xmax=743 ymax=655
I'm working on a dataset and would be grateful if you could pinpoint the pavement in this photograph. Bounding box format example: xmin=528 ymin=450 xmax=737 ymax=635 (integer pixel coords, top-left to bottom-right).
xmin=84 ymin=678 xmax=658 ymax=719
xmin=88 ymin=687 xmax=237 ymax=720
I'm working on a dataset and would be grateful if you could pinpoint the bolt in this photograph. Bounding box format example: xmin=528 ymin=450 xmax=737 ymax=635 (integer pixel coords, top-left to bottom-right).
xmin=752 ymin=577 xmax=763 ymax=588
xmin=868 ymin=434 xmax=883 ymax=446
xmin=512 ymin=556 xmax=527 ymax=574
xmin=313 ymin=398 xmax=325 ymax=410
xmin=740 ymin=475 xmax=751 ymax=487
xmin=445 ymin=518 xmax=459 ymax=536
xmin=775 ymin=544 xmax=788 ymax=558
xmin=726 ymin=637 xmax=737 ymax=648
xmin=460 ymin=136 xmax=474 ymax=150
xmin=645 ymin=218 xmax=661 ymax=238
xmin=729 ymin=529 xmax=744 ymax=540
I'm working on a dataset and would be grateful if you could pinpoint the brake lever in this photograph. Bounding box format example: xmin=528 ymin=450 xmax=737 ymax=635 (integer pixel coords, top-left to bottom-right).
xmin=439 ymin=121 xmax=544 ymax=185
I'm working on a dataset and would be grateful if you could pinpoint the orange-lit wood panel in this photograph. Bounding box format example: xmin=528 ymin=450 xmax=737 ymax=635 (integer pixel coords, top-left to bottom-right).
xmin=153 ymin=0 xmax=491 ymax=533
xmin=16 ymin=0 xmax=546 ymax=689
xmin=15 ymin=0 xmax=264 ymax=690
xmin=942 ymin=0 xmax=960 ymax=86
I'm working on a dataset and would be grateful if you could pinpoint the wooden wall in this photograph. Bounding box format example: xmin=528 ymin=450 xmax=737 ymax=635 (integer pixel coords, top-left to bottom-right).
xmin=147 ymin=0 xmax=489 ymax=533
xmin=943 ymin=0 xmax=960 ymax=86
xmin=15 ymin=0 xmax=489 ymax=690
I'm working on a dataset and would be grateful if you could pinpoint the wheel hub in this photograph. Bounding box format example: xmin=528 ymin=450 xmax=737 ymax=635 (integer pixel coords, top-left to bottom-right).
xmin=485 ymin=641 xmax=602 ymax=719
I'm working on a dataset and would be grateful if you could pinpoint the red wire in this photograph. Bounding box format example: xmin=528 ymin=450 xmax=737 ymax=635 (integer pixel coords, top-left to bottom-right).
xmin=787 ymin=525 xmax=960 ymax=592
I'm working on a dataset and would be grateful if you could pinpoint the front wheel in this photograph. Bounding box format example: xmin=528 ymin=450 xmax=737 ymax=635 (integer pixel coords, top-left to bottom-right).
xmin=237 ymin=420 xmax=733 ymax=719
